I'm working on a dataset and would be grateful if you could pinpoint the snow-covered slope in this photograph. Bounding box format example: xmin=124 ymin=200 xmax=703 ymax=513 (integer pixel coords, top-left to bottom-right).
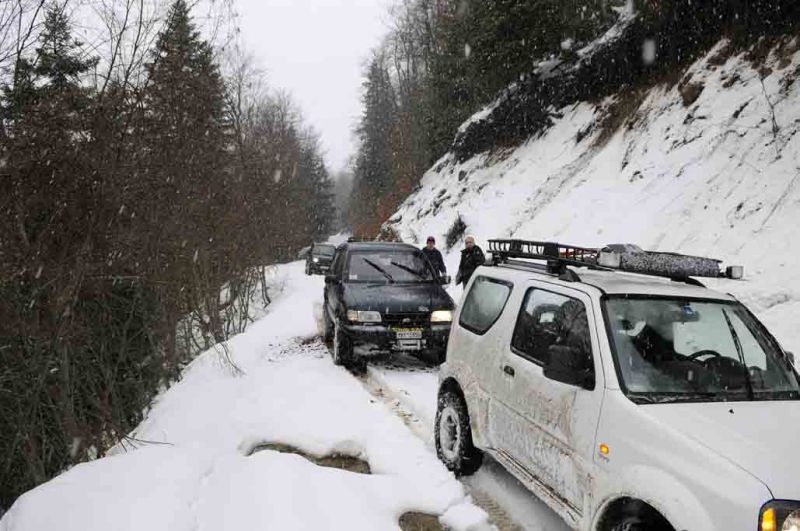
xmin=386 ymin=38 xmax=800 ymax=354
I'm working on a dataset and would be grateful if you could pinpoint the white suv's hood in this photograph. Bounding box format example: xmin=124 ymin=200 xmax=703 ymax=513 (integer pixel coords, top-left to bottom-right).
xmin=645 ymin=401 xmax=800 ymax=499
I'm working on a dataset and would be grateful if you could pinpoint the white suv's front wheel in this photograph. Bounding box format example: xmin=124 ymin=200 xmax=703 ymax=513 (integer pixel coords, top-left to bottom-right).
xmin=435 ymin=388 xmax=482 ymax=476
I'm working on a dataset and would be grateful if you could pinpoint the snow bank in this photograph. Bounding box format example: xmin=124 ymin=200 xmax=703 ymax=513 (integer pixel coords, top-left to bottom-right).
xmin=387 ymin=39 xmax=800 ymax=357
xmin=1 ymin=262 xmax=489 ymax=531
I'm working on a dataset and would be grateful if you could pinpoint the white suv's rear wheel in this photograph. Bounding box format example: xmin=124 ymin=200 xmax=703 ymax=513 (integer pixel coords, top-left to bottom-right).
xmin=435 ymin=388 xmax=482 ymax=476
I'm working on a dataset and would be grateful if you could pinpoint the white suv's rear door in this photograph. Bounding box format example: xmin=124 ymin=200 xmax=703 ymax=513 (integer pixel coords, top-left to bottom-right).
xmin=488 ymin=282 xmax=603 ymax=517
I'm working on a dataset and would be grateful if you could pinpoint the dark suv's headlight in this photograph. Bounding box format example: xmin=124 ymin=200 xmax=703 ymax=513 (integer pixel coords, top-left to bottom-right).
xmin=346 ymin=310 xmax=381 ymax=323
xmin=760 ymin=501 xmax=800 ymax=531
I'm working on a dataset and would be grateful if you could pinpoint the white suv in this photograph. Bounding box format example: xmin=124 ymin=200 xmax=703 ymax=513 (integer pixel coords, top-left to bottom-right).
xmin=435 ymin=239 xmax=800 ymax=531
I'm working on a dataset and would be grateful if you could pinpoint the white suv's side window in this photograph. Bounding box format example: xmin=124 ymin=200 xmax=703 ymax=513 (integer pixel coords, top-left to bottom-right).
xmin=511 ymin=288 xmax=593 ymax=367
xmin=459 ymin=276 xmax=513 ymax=335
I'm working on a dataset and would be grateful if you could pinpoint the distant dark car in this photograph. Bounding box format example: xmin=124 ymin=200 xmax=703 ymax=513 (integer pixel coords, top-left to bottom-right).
xmin=305 ymin=243 xmax=336 ymax=275
xmin=323 ymin=241 xmax=454 ymax=369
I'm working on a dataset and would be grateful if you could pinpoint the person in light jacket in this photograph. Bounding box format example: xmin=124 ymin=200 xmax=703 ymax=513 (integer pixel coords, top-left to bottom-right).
xmin=456 ymin=235 xmax=485 ymax=286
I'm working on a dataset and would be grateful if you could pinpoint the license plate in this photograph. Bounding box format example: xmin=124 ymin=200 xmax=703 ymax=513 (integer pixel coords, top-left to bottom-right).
xmin=395 ymin=328 xmax=423 ymax=339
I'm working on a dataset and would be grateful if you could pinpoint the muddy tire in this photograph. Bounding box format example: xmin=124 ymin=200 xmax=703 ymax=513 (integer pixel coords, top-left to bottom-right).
xmin=610 ymin=518 xmax=646 ymax=531
xmin=604 ymin=501 xmax=674 ymax=531
xmin=322 ymin=305 xmax=334 ymax=343
xmin=332 ymin=320 xmax=354 ymax=367
xmin=348 ymin=356 xmax=367 ymax=375
xmin=435 ymin=388 xmax=482 ymax=476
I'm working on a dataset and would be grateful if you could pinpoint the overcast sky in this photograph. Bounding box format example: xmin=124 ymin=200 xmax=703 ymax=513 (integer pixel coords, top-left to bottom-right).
xmin=235 ymin=0 xmax=391 ymax=174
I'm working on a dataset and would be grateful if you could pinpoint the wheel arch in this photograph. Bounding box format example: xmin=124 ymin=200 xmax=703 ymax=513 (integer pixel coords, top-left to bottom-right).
xmin=594 ymin=496 xmax=675 ymax=531
xmin=438 ymin=376 xmax=464 ymax=399
xmin=437 ymin=371 xmax=490 ymax=449
xmin=590 ymin=465 xmax=715 ymax=531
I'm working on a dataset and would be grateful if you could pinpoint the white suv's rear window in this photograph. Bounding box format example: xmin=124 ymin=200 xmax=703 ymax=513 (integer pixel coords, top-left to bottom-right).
xmin=459 ymin=276 xmax=512 ymax=335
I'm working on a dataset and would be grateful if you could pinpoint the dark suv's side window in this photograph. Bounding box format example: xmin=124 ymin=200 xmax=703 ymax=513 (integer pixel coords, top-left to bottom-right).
xmin=459 ymin=276 xmax=513 ymax=335
xmin=511 ymin=289 xmax=592 ymax=367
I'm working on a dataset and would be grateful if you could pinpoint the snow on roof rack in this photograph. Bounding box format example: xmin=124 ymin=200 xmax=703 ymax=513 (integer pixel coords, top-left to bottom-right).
xmin=487 ymin=239 xmax=744 ymax=283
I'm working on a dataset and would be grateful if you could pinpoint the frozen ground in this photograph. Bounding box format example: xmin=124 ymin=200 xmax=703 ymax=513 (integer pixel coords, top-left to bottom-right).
xmin=0 ymin=262 xmax=491 ymax=531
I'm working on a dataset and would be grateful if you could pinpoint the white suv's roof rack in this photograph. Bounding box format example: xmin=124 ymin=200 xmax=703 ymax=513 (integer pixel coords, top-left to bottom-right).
xmin=487 ymin=239 xmax=744 ymax=285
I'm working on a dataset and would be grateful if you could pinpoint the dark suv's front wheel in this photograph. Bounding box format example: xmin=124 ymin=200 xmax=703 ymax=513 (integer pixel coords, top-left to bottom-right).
xmin=322 ymin=305 xmax=334 ymax=343
xmin=435 ymin=388 xmax=482 ymax=476
xmin=332 ymin=320 xmax=354 ymax=366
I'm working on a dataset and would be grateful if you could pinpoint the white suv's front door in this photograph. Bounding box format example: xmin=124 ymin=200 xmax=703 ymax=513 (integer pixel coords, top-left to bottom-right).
xmin=489 ymin=284 xmax=603 ymax=516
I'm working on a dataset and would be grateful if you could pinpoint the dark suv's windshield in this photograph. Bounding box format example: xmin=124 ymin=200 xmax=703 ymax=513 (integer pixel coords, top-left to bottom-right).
xmin=313 ymin=245 xmax=335 ymax=257
xmin=347 ymin=250 xmax=435 ymax=283
xmin=604 ymin=297 xmax=800 ymax=403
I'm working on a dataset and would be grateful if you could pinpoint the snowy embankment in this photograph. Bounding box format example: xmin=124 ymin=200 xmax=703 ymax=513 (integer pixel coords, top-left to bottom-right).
xmin=387 ymin=38 xmax=800 ymax=356
xmin=0 ymin=262 xmax=490 ymax=531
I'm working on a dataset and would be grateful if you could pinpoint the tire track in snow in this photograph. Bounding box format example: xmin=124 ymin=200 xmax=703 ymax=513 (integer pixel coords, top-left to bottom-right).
xmin=351 ymin=356 xmax=524 ymax=531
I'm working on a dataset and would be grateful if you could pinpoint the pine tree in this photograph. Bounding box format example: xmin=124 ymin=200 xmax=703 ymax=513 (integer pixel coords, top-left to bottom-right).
xmin=139 ymin=0 xmax=230 ymax=274
xmin=0 ymin=4 xmax=101 ymax=506
xmin=1 ymin=4 xmax=98 ymax=262
xmin=350 ymin=54 xmax=398 ymax=234
xmin=304 ymin=143 xmax=337 ymax=241
xmin=138 ymin=0 xmax=232 ymax=345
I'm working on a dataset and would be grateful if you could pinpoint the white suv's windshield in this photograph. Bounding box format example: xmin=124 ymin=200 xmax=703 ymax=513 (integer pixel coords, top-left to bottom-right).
xmin=605 ymin=297 xmax=800 ymax=403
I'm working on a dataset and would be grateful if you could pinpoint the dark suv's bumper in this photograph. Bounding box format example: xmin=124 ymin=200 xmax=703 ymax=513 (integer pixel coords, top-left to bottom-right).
xmin=340 ymin=322 xmax=450 ymax=353
xmin=307 ymin=263 xmax=331 ymax=275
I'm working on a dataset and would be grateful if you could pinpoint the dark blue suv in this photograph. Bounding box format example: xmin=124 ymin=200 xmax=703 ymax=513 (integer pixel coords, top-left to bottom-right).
xmin=322 ymin=241 xmax=454 ymax=369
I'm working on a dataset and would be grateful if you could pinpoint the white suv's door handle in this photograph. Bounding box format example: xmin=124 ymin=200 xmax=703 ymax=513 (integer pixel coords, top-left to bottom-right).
xmin=503 ymin=365 xmax=515 ymax=377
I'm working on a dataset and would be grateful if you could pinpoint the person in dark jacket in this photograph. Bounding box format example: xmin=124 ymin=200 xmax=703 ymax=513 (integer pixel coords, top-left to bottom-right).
xmin=456 ymin=235 xmax=485 ymax=286
xmin=421 ymin=236 xmax=446 ymax=276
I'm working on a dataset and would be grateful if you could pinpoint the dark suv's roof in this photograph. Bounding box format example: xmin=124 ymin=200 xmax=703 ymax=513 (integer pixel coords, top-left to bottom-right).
xmin=340 ymin=241 xmax=420 ymax=253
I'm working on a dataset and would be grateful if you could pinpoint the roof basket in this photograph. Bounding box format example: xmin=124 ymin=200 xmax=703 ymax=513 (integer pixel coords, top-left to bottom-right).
xmin=488 ymin=239 xmax=744 ymax=282
xmin=488 ymin=239 xmax=600 ymax=270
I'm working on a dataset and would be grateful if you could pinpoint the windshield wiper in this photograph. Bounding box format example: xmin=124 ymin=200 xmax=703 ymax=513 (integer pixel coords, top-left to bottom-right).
xmin=751 ymin=389 xmax=800 ymax=401
xmin=722 ymin=308 xmax=755 ymax=401
xmin=389 ymin=260 xmax=430 ymax=281
xmin=362 ymin=258 xmax=395 ymax=283
xmin=628 ymin=391 xmax=726 ymax=404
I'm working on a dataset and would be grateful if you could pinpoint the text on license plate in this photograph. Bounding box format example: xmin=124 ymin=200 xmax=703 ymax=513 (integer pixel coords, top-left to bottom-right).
xmin=395 ymin=328 xmax=423 ymax=339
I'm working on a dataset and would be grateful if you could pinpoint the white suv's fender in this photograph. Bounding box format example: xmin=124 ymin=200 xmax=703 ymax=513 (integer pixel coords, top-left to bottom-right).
xmin=590 ymin=465 xmax=714 ymax=531
xmin=590 ymin=393 xmax=772 ymax=531
xmin=438 ymin=360 xmax=492 ymax=449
